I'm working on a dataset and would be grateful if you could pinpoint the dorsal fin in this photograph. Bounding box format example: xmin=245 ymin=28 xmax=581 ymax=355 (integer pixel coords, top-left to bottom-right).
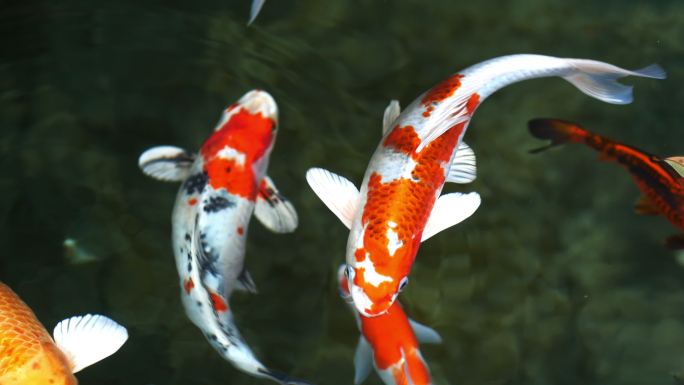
xmin=665 ymin=157 xmax=684 ymax=177
xmin=383 ymin=100 xmax=401 ymax=135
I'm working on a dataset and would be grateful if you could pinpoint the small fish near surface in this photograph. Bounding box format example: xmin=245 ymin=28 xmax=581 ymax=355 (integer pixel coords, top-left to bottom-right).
xmin=139 ymin=90 xmax=306 ymax=385
xmin=307 ymin=54 xmax=665 ymax=317
xmin=529 ymin=118 xmax=684 ymax=248
xmin=0 ymin=281 xmax=128 ymax=385
xmin=337 ymin=265 xmax=441 ymax=385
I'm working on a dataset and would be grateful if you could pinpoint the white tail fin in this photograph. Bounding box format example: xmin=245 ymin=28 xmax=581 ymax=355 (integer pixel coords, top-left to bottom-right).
xmin=563 ymin=61 xmax=665 ymax=104
xmin=53 ymin=314 xmax=128 ymax=373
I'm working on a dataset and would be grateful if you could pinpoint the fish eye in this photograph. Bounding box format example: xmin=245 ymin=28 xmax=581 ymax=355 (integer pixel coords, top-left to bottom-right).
xmin=344 ymin=265 xmax=354 ymax=279
xmin=399 ymin=277 xmax=409 ymax=291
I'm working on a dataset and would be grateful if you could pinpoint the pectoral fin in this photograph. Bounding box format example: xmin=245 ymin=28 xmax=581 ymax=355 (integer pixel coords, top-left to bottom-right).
xmin=409 ymin=319 xmax=442 ymax=344
xmin=255 ymin=176 xmax=298 ymax=233
xmin=421 ymin=192 xmax=481 ymax=242
xmin=235 ymin=268 xmax=258 ymax=294
xmin=446 ymin=142 xmax=476 ymax=184
xmin=634 ymin=194 xmax=660 ymax=215
xmin=53 ymin=314 xmax=128 ymax=373
xmin=353 ymin=336 xmax=373 ymax=385
xmin=138 ymin=145 xmax=195 ymax=182
xmin=305 ymin=168 xmax=360 ymax=229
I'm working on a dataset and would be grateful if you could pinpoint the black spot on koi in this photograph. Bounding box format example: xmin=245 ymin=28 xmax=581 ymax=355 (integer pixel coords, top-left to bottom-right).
xmin=184 ymin=172 xmax=208 ymax=195
xmin=203 ymin=196 xmax=235 ymax=213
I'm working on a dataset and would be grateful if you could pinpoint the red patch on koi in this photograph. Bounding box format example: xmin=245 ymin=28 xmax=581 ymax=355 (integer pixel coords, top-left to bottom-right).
xmin=200 ymin=109 xmax=274 ymax=199
xmin=421 ymin=74 xmax=464 ymax=117
xmin=237 ymin=227 xmax=244 ymax=235
xmin=383 ymin=125 xmax=421 ymax=156
xmin=183 ymin=278 xmax=195 ymax=294
xmin=356 ymin=121 xmax=467 ymax=314
xmin=466 ymin=93 xmax=480 ymax=114
xmin=209 ymin=292 xmax=228 ymax=312
xmin=188 ymin=198 xmax=198 ymax=206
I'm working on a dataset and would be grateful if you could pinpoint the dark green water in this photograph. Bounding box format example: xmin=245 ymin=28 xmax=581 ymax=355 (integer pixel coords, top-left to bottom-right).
xmin=1 ymin=0 xmax=683 ymax=384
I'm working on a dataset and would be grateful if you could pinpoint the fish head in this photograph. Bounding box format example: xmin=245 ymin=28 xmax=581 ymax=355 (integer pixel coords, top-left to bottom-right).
xmin=345 ymin=261 xmax=409 ymax=317
xmin=346 ymin=229 xmax=414 ymax=317
xmin=203 ymin=89 xmax=279 ymax=163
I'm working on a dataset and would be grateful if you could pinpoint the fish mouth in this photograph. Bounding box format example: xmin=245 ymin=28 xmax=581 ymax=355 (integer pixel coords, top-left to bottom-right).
xmin=238 ymin=89 xmax=278 ymax=123
xmin=350 ymin=285 xmax=392 ymax=317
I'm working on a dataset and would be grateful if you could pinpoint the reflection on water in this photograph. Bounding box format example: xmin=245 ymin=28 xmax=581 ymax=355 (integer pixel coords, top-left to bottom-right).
xmin=1 ymin=0 xmax=683 ymax=384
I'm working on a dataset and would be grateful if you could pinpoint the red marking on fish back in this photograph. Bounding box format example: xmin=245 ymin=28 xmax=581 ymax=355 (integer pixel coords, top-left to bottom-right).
xmin=209 ymin=292 xmax=229 ymax=312
xmin=183 ymin=278 xmax=195 ymax=294
xmin=188 ymin=198 xmax=198 ymax=206
xmin=356 ymin=121 xmax=466 ymax=315
xmin=383 ymin=125 xmax=421 ymax=155
xmin=466 ymin=93 xmax=480 ymax=114
xmin=237 ymin=227 xmax=244 ymax=235
xmin=421 ymin=74 xmax=464 ymax=117
xmin=200 ymin=109 xmax=274 ymax=199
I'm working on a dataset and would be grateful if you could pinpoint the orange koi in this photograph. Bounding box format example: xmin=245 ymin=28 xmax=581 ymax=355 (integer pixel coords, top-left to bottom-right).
xmin=529 ymin=118 xmax=684 ymax=248
xmin=0 ymin=281 xmax=127 ymax=385
xmin=337 ymin=265 xmax=440 ymax=385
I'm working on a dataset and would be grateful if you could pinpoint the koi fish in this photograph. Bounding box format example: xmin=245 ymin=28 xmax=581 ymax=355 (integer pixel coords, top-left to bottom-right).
xmin=138 ymin=90 xmax=304 ymax=384
xmin=0 ymin=281 xmax=127 ymax=385
xmin=307 ymin=54 xmax=665 ymax=317
xmin=337 ymin=265 xmax=441 ymax=385
xmin=529 ymin=118 xmax=684 ymax=248
xmin=248 ymin=0 xmax=266 ymax=25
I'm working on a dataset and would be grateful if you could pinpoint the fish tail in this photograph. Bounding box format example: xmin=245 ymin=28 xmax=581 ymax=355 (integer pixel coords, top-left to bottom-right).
xmin=528 ymin=118 xmax=589 ymax=153
xmin=258 ymin=368 xmax=313 ymax=385
xmin=562 ymin=61 xmax=666 ymax=104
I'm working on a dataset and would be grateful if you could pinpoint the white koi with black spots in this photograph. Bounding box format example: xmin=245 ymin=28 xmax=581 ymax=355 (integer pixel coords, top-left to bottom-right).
xmin=139 ymin=90 xmax=305 ymax=384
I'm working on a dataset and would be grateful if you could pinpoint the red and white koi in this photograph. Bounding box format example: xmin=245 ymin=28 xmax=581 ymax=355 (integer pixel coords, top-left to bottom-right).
xmin=307 ymin=54 xmax=665 ymax=317
xmin=337 ymin=265 xmax=440 ymax=385
xmin=139 ymin=90 xmax=303 ymax=384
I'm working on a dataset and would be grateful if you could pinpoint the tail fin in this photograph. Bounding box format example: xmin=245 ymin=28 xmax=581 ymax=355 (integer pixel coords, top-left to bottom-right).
xmin=258 ymin=368 xmax=313 ymax=385
xmin=528 ymin=118 xmax=587 ymax=153
xmin=563 ymin=61 xmax=666 ymax=104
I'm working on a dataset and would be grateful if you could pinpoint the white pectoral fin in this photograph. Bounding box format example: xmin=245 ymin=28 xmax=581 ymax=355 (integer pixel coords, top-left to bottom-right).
xmin=353 ymin=336 xmax=373 ymax=385
xmin=53 ymin=314 xmax=128 ymax=373
xmin=254 ymin=176 xmax=298 ymax=233
xmin=382 ymin=100 xmax=401 ymax=135
xmin=409 ymin=319 xmax=442 ymax=344
xmin=421 ymin=192 xmax=481 ymax=242
xmin=305 ymin=168 xmax=359 ymax=229
xmin=138 ymin=145 xmax=195 ymax=182
xmin=446 ymin=141 xmax=476 ymax=184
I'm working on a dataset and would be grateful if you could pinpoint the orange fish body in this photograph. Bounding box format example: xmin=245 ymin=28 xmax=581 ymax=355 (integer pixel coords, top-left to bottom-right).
xmin=360 ymin=305 xmax=432 ymax=385
xmin=529 ymin=118 xmax=684 ymax=244
xmin=337 ymin=265 xmax=438 ymax=385
xmin=0 ymin=282 xmax=76 ymax=385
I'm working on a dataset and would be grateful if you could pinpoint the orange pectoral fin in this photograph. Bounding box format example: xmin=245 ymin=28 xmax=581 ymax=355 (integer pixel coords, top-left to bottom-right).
xmin=634 ymin=195 xmax=660 ymax=216
xmin=665 ymin=234 xmax=684 ymax=250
